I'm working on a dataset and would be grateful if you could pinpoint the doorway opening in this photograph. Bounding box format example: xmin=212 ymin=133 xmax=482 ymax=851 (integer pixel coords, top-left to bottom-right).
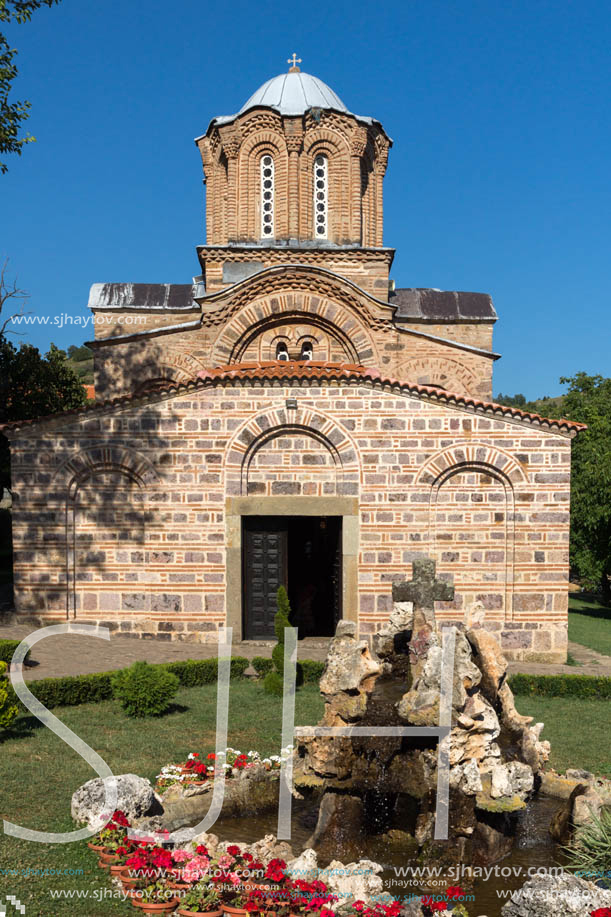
xmin=242 ymin=515 xmax=342 ymax=640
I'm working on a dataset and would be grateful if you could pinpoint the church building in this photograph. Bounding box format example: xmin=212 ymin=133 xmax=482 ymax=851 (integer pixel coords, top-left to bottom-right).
xmin=3 ymin=59 xmax=584 ymax=662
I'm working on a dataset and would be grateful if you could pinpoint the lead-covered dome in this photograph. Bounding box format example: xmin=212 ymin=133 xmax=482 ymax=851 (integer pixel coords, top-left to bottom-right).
xmin=239 ymin=71 xmax=348 ymax=117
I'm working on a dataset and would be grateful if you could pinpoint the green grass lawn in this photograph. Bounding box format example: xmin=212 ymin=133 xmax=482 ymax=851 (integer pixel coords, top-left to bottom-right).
xmin=513 ymin=694 xmax=611 ymax=778
xmin=568 ymin=594 xmax=611 ymax=657
xmin=0 ymin=680 xmax=323 ymax=916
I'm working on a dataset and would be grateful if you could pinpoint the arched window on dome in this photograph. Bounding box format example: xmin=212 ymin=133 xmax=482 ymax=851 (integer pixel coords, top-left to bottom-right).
xmin=276 ymin=342 xmax=289 ymax=361
xmin=313 ymin=154 xmax=328 ymax=239
xmin=260 ymin=155 xmax=274 ymax=238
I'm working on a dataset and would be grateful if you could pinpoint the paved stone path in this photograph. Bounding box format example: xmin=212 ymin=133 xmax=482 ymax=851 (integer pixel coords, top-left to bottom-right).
xmin=1 ymin=622 xmax=610 ymax=681
xmin=0 ymin=623 xmax=330 ymax=680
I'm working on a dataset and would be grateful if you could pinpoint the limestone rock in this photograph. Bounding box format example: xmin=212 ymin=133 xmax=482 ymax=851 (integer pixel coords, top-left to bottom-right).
xmin=286 ymin=847 xmax=318 ymax=881
xmin=467 ymin=627 xmax=508 ymax=701
xmin=372 ymin=601 xmax=413 ymax=658
xmin=461 ymin=758 xmax=484 ymax=795
xmin=521 ymin=722 xmax=551 ymax=772
xmin=501 ymin=873 xmax=611 ymax=916
xmin=325 ymin=857 xmax=384 ymax=906
xmin=71 ymin=773 xmax=160 ymax=829
xmin=226 ymin=833 xmax=293 ymax=864
xmin=506 ymin=761 xmax=535 ymax=798
xmin=573 ymin=786 xmax=603 ymax=826
xmin=319 ymin=622 xmax=381 ymax=696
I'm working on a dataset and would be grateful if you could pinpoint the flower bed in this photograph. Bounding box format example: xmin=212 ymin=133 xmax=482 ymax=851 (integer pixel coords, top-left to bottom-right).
xmin=155 ymin=746 xmax=292 ymax=792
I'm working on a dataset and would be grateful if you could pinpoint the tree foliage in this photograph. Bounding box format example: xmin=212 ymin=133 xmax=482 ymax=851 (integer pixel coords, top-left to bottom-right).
xmin=0 ymin=338 xmax=86 ymax=488
xmin=1 ymin=0 xmax=61 ymax=173
xmin=559 ymin=373 xmax=611 ymax=602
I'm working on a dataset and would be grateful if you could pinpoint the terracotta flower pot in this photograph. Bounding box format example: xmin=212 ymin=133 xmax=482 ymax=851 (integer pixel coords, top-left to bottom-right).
xmin=177 ymin=909 xmax=223 ymax=917
xmin=98 ymin=857 xmax=111 ymax=871
xmin=110 ymin=861 xmax=128 ymax=875
xmin=222 ymin=907 xmax=249 ymax=917
xmin=167 ymin=879 xmax=192 ymax=890
xmin=120 ymin=869 xmax=141 ymax=888
xmin=87 ymin=841 xmax=107 ymax=853
xmin=131 ymin=895 xmax=179 ymax=914
xmin=99 ymin=850 xmax=120 ymax=864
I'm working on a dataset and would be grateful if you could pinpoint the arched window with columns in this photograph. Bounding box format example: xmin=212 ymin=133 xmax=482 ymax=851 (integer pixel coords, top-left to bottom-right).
xmin=313 ymin=154 xmax=328 ymax=238
xmin=260 ymin=154 xmax=274 ymax=237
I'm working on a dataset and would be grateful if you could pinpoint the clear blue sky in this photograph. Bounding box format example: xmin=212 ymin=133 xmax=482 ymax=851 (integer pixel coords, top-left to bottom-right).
xmin=2 ymin=0 xmax=610 ymax=399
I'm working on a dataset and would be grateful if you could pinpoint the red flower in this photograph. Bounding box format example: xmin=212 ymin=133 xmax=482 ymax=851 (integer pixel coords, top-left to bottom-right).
xmin=352 ymin=904 xmax=365 ymax=913
xmin=445 ymin=886 xmax=464 ymax=900
xmin=429 ymin=903 xmax=448 ymax=914
xmin=207 ymin=753 xmax=216 ymax=760
xmin=227 ymin=845 xmax=242 ymax=856
xmin=591 ymin=910 xmax=611 ymax=917
xmin=195 ymin=844 xmax=209 ymax=856
xmin=111 ymin=809 xmax=130 ymax=826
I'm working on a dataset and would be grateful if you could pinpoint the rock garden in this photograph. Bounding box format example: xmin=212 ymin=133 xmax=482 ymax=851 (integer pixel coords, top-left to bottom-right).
xmin=67 ymin=560 xmax=611 ymax=916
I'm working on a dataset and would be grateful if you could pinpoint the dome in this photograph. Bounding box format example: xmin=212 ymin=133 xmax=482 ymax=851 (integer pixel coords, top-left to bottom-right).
xmin=239 ymin=71 xmax=348 ymax=117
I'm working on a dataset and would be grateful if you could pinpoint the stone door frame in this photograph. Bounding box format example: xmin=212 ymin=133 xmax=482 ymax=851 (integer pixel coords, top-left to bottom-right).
xmin=225 ymin=496 xmax=359 ymax=640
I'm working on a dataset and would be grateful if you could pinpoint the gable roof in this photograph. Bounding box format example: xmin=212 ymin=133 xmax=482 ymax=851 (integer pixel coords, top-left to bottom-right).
xmin=0 ymin=361 xmax=586 ymax=437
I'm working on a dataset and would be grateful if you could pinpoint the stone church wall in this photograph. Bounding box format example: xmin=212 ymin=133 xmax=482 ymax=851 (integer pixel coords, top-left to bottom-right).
xmin=7 ymin=381 xmax=571 ymax=662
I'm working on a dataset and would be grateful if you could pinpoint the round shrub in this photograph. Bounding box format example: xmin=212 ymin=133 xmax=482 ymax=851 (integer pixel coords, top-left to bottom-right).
xmin=111 ymin=660 xmax=179 ymax=717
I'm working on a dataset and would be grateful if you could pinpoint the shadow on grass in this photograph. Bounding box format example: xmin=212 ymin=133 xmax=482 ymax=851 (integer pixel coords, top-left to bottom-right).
xmin=569 ymin=592 xmax=611 ymax=620
xmin=0 ymin=713 xmax=46 ymax=742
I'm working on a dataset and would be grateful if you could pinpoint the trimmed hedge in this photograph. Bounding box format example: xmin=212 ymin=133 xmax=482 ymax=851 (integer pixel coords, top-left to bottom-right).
xmin=251 ymin=656 xmax=324 ymax=685
xmin=509 ymin=673 xmax=611 ymax=700
xmin=18 ymin=656 xmax=250 ymax=711
xmin=0 ymin=639 xmax=30 ymax=665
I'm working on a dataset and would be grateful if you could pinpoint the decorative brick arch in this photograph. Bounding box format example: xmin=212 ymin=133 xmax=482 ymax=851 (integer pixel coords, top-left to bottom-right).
xmin=415 ymin=444 xmax=524 ymax=623
xmin=224 ymin=406 xmax=360 ymax=497
xmin=415 ymin=443 xmax=527 ymax=488
xmin=211 ymin=289 xmax=379 ymax=366
xmin=130 ymin=351 xmax=207 ymax=394
xmin=395 ymin=356 xmax=480 ymax=397
xmin=54 ymin=447 xmax=160 ymax=619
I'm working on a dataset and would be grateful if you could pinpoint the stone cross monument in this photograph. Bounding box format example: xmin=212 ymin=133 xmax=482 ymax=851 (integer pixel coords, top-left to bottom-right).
xmin=392 ymin=556 xmax=455 ymax=677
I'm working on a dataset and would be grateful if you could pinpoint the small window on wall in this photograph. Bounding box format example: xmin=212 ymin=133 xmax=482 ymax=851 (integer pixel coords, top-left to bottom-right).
xmin=276 ymin=342 xmax=289 ymax=361
xmin=300 ymin=342 xmax=313 ymax=361
xmin=260 ymin=155 xmax=274 ymax=238
xmin=314 ymin=155 xmax=328 ymax=238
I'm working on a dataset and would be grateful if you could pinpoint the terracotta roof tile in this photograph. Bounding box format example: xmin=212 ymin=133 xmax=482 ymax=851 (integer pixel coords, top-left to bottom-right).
xmin=0 ymin=361 xmax=586 ymax=435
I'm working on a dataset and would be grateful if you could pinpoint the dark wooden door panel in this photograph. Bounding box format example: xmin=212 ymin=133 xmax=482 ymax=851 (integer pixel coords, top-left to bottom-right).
xmin=243 ymin=520 xmax=287 ymax=639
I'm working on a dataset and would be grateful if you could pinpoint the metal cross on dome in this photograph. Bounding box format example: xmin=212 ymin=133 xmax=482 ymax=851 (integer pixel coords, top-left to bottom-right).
xmin=287 ymin=53 xmax=302 ymax=72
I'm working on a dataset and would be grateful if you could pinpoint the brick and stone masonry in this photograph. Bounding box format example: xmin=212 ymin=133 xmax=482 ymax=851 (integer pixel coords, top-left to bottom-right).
xmin=4 ymin=366 xmax=581 ymax=663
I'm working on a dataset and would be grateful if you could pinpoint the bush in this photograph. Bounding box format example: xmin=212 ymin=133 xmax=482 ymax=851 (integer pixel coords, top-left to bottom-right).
xmin=0 ymin=660 xmax=18 ymax=731
xmin=299 ymin=659 xmax=325 ymax=684
xmin=0 ymin=639 xmax=30 ymax=665
xmin=509 ymin=673 xmax=611 ymax=700
xmin=264 ymin=587 xmax=292 ymax=697
xmin=252 ymin=656 xmax=273 ymax=678
xmin=111 ymin=661 xmax=179 ymax=717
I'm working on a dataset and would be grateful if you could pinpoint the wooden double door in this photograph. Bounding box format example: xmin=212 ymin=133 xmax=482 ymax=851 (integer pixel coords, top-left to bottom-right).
xmin=242 ymin=516 xmax=342 ymax=640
